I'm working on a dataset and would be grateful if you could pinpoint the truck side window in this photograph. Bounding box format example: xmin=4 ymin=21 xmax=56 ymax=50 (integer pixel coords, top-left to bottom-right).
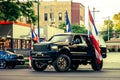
xmin=74 ymin=35 xmax=82 ymax=44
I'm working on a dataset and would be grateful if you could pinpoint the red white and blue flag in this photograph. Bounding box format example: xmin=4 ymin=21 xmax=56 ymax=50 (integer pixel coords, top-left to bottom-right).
xmin=88 ymin=9 xmax=102 ymax=64
xmin=29 ymin=27 xmax=39 ymax=68
xmin=29 ymin=51 xmax=32 ymax=69
xmin=31 ymin=27 xmax=39 ymax=43
xmin=66 ymin=11 xmax=72 ymax=32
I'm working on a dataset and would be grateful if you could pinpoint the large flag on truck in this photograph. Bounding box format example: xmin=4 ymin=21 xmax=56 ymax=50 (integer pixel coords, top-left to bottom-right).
xmin=88 ymin=9 xmax=102 ymax=64
xmin=66 ymin=11 xmax=72 ymax=32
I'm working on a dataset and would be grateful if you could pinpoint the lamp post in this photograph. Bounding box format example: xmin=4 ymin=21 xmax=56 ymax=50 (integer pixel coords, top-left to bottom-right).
xmin=37 ymin=0 xmax=40 ymax=40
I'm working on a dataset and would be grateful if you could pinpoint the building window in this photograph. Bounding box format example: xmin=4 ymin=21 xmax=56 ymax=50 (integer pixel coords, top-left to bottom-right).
xmin=64 ymin=12 xmax=66 ymax=21
xmin=26 ymin=17 xmax=30 ymax=23
xmin=50 ymin=13 xmax=54 ymax=22
xmin=20 ymin=16 xmax=23 ymax=22
xmin=44 ymin=13 xmax=48 ymax=21
xmin=14 ymin=40 xmax=18 ymax=49
xmin=59 ymin=12 xmax=62 ymax=21
xmin=18 ymin=40 xmax=21 ymax=49
xmin=80 ymin=16 xmax=83 ymax=20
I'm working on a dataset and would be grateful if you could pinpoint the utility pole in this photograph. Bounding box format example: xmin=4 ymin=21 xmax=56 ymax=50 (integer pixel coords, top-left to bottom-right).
xmin=103 ymin=16 xmax=110 ymax=41
xmin=107 ymin=16 xmax=110 ymax=41
xmin=92 ymin=7 xmax=100 ymax=20
xmin=38 ymin=0 xmax=40 ymax=40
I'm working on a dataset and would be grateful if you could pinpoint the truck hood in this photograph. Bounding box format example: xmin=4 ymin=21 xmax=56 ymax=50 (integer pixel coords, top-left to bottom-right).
xmin=34 ymin=41 xmax=69 ymax=46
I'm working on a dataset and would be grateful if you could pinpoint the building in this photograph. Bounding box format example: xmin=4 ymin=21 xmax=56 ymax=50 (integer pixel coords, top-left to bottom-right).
xmin=106 ymin=38 xmax=120 ymax=52
xmin=39 ymin=0 xmax=85 ymax=27
xmin=106 ymin=32 xmax=120 ymax=52
xmin=0 ymin=21 xmax=64 ymax=52
xmin=0 ymin=21 xmax=31 ymax=51
xmin=0 ymin=0 xmax=85 ymax=52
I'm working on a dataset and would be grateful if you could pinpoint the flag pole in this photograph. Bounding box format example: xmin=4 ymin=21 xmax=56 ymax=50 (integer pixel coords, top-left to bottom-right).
xmin=38 ymin=0 xmax=40 ymax=42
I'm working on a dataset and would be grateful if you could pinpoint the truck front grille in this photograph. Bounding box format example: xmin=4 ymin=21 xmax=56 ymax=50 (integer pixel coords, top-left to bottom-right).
xmin=33 ymin=44 xmax=49 ymax=51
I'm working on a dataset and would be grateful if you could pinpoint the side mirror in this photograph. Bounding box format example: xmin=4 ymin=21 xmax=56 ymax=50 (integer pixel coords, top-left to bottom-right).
xmin=69 ymin=42 xmax=74 ymax=45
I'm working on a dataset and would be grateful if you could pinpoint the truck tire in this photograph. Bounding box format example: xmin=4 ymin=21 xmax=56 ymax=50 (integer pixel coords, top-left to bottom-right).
xmin=32 ymin=60 xmax=47 ymax=71
xmin=91 ymin=58 xmax=103 ymax=71
xmin=53 ymin=54 xmax=71 ymax=72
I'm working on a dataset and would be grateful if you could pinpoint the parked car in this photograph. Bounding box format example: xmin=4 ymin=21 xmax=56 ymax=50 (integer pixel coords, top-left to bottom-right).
xmin=0 ymin=50 xmax=25 ymax=69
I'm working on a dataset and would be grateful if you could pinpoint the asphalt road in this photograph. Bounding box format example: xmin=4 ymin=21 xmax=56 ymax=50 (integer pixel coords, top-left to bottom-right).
xmin=0 ymin=68 xmax=120 ymax=80
xmin=0 ymin=52 xmax=120 ymax=80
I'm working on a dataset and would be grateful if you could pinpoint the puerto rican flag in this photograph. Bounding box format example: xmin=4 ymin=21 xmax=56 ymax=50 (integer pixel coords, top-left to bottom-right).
xmin=31 ymin=27 xmax=39 ymax=43
xmin=88 ymin=9 xmax=102 ymax=64
xmin=29 ymin=51 xmax=32 ymax=69
xmin=66 ymin=11 xmax=72 ymax=32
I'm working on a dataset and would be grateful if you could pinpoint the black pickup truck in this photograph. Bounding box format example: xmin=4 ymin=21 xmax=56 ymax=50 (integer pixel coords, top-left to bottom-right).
xmin=31 ymin=33 xmax=107 ymax=72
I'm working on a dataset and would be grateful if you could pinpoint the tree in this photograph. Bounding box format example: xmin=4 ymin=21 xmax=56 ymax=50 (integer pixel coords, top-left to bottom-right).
xmin=58 ymin=22 xmax=66 ymax=31
xmin=0 ymin=0 xmax=37 ymax=24
xmin=103 ymin=19 xmax=114 ymax=30
xmin=113 ymin=13 xmax=120 ymax=31
xmin=101 ymin=19 xmax=114 ymax=41
xmin=16 ymin=1 xmax=38 ymax=24
xmin=58 ymin=22 xmax=88 ymax=34
xmin=0 ymin=1 xmax=21 ymax=21
xmin=71 ymin=24 xmax=87 ymax=34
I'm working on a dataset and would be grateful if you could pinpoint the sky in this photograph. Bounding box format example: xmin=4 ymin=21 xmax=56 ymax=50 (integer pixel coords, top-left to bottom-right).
xmin=73 ymin=0 xmax=120 ymax=29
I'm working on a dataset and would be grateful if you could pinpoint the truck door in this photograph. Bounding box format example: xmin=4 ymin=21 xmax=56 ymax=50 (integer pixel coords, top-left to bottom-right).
xmin=70 ymin=35 xmax=88 ymax=59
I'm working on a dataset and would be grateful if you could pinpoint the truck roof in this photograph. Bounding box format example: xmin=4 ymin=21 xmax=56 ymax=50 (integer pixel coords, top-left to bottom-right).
xmin=53 ymin=33 xmax=88 ymax=36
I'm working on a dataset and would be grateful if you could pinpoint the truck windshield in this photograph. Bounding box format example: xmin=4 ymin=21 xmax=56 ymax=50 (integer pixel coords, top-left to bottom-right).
xmin=48 ymin=35 xmax=72 ymax=42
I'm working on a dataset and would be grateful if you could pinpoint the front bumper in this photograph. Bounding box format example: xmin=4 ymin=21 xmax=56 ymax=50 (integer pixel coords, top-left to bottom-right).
xmin=31 ymin=51 xmax=58 ymax=62
xmin=6 ymin=59 xmax=25 ymax=65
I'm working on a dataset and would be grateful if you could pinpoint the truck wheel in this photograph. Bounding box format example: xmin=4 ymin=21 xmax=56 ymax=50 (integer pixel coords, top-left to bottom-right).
xmin=91 ymin=58 xmax=103 ymax=71
xmin=32 ymin=60 xmax=47 ymax=71
xmin=0 ymin=60 xmax=6 ymax=69
xmin=70 ymin=63 xmax=79 ymax=71
xmin=53 ymin=54 xmax=71 ymax=72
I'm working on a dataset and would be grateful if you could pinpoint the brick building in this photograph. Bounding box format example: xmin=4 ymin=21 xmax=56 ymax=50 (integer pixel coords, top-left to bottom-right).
xmin=38 ymin=0 xmax=85 ymax=27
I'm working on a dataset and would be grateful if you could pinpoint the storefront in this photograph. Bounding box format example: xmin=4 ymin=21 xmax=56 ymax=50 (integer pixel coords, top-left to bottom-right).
xmin=106 ymin=38 xmax=120 ymax=52
xmin=0 ymin=21 xmax=31 ymax=52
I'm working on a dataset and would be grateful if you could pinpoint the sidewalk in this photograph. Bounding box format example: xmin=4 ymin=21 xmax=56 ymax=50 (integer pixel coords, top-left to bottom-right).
xmin=103 ymin=52 xmax=120 ymax=69
xmin=80 ymin=52 xmax=120 ymax=69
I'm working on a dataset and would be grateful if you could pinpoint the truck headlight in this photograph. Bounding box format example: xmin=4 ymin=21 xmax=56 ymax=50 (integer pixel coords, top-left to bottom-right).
xmin=51 ymin=45 xmax=58 ymax=50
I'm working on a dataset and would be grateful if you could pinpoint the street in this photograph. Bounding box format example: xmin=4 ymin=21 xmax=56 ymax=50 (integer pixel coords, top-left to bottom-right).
xmin=0 ymin=52 xmax=120 ymax=80
xmin=0 ymin=68 xmax=120 ymax=80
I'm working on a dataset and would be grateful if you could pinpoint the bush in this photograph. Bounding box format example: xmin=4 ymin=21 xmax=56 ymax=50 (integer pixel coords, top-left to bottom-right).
xmin=111 ymin=48 xmax=115 ymax=52
xmin=118 ymin=48 xmax=120 ymax=52
xmin=107 ymin=48 xmax=111 ymax=52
